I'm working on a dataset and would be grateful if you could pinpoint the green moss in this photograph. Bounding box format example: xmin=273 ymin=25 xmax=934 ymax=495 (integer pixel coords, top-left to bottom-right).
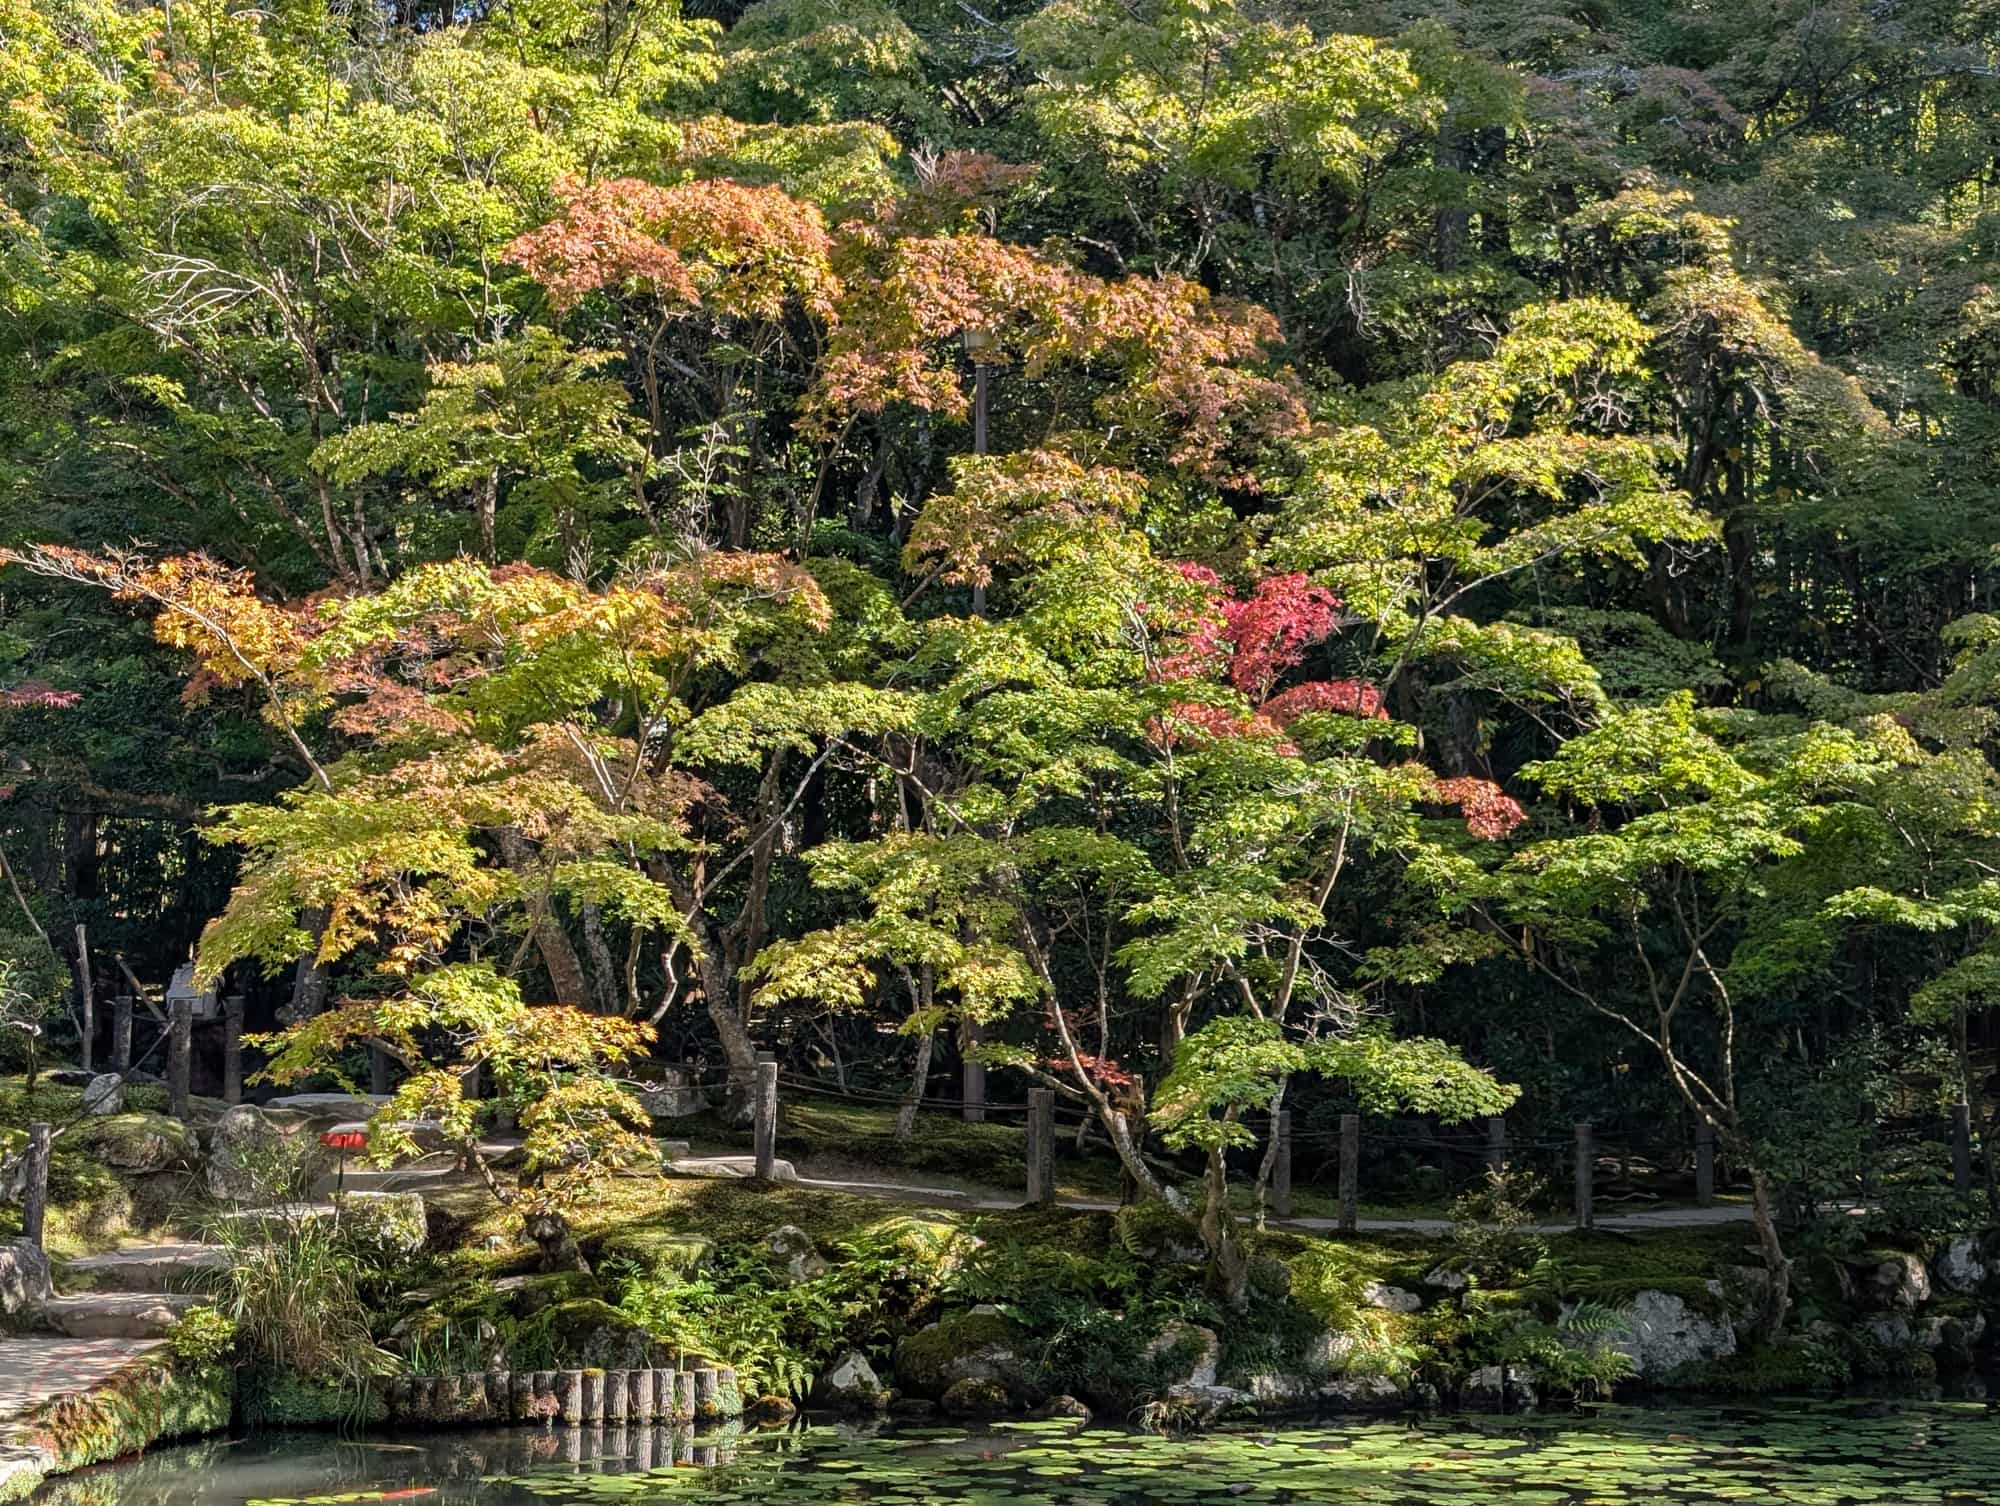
xmin=1570 ymin=1276 xmax=1725 ymax=1316
xmin=14 ymin=1358 xmax=231 ymax=1476
xmin=895 ymin=1310 xmax=1025 ymax=1392
xmin=69 ymin=1113 xmax=198 ymax=1172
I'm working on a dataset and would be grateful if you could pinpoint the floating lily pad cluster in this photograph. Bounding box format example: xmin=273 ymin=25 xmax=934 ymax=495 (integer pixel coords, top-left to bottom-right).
xmin=50 ymin=1403 xmax=2000 ymax=1506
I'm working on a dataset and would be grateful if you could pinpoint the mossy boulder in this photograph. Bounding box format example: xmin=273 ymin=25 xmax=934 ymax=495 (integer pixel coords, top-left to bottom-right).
xmin=532 ymin=1298 xmax=666 ymax=1369
xmin=810 ymin=1349 xmax=887 ymax=1411
xmin=893 ymin=1309 xmax=1037 ymax=1401
xmin=940 ymin=1376 xmax=1011 ymax=1419
xmin=73 ymin=1113 xmax=198 ymax=1174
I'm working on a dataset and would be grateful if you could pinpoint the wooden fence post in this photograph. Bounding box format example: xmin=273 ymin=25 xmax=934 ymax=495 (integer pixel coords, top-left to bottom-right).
xmin=1272 ymin=1110 xmax=1293 ymax=1218
xmin=1573 ymin=1122 xmax=1594 ymax=1230
xmin=222 ymin=996 xmax=244 ymax=1106
xmin=753 ymin=1060 xmax=779 ymax=1180
xmin=1695 ymin=1119 xmax=1716 ymax=1207
xmin=21 ymin=1121 xmax=50 ymax=1250
xmin=168 ymin=996 xmax=192 ymax=1120
xmin=961 ymin=1020 xmax=985 ymax=1123
xmin=1952 ymin=1102 xmax=1974 ymax=1196
xmin=1337 ymin=1113 xmax=1359 ymax=1233
xmin=1484 ymin=1115 xmax=1507 ymax=1175
xmin=1025 ymin=1087 xmax=1055 ymax=1204
xmin=73 ymin=925 xmax=93 ymax=1073
xmin=111 ymin=996 xmax=133 ymax=1075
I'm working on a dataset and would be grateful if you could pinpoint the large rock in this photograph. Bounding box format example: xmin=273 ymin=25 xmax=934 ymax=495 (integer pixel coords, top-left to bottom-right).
xmin=1144 ymin=1321 xmax=1221 ymax=1388
xmin=1304 ymin=1328 xmax=1361 ymax=1375
xmin=1361 ymin=1282 xmax=1422 ymax=1313
xmin=206 ymin=1103 xmax=331 ymax=1201
xmin=1865 ymin=1252 xmax=1931 ymax=1310
xmin=811 ymin=1350 xmax=887 ymax=1411
xmin=1318 ymin=1373 xmax=1404 ymax=1412
xmin=81 ymin=1074 xmax=124 ymax=1115
xmin=895 ymin=1310 xmax=1037 ymax=1400
xmin=1936 ymin=1236 xmax=1988 ymax=1295
xmin=0 ymin=1238 xmax=51 ymax=1315
xmin=260 ymin=1093 xmax=392 ymax=1124
xmin=1239 ymin=1371 xmax=1313 ymax=1408
xmin=766 ymin=1224 xmax=829 ymax=1283
xmin=1157 ymin=1383 xmax=1255 ymax=1427
xmin=75 ymin=1112 xmax=199 ymax=1173
xmin=940 ymin=1377 xmax=1011 ymax=1418
xmin=1606 ymin=1290 xmax=1736 ymax=1379
xmin=1462 ymin=1364 xmax=1538 ymax=1411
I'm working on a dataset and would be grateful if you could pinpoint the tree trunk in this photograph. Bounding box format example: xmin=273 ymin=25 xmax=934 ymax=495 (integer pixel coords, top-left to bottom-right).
xmin=1201 ymin=1145 xmax=1250 ymax=1311
xmin=287 ymin=907 xmax=332 ymax=1022
xmin=895 ymin=1028 xmax=934 ymax=1143
xmin=1747 ymin=1168 xmax=1793 ymax=1340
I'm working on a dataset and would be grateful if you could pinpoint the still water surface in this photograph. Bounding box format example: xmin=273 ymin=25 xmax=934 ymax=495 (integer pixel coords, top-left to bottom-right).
xmin=30 ymin=1401 xmax=2000 ymax=1506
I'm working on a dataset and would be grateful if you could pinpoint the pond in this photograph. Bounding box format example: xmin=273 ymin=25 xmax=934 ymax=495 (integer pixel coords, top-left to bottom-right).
xmin=30 ymin=1401 xmax=2000 ymax=1506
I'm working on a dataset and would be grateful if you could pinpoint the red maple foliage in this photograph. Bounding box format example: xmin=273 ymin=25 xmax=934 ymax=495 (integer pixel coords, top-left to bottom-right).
xmin=1261 ymin=678 xmax=1387 ymax=725
xmin=1427 ymin=776 xmax=1528 ymax=839
xmin=505 ymin=177 xmax=839 ymax=321
xmin=0 ymin=683 xmax=81 ymax=710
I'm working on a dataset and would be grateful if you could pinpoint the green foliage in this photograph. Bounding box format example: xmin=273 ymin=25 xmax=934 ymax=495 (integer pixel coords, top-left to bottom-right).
xmin=164 ymin=1306 xmax=238 ymax=1370
xmin=199 ymin=1209 xmax=398 ymax=1392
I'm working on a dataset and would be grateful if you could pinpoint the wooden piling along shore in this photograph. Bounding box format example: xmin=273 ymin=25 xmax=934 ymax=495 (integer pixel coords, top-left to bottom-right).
xmin=387 ymin=1365 xmax=742 ymax=1427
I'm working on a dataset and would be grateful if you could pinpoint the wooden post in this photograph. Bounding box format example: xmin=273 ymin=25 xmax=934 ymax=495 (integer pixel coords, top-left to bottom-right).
xmin=1338 ymin=1113 xmax=1359 ymax=1233
xmin=1272 ymin=1111 xmax=1293 ymax=1218
xmin=627 ymin=1367 xmax=654 ymax=1423
xmin=1025 ymin=1087 xmax=1055 ymax=1204
xmin=600 ymin=1360 xmax=624 ymax=1424
xmin=222 ymin=996 xmax=244 ymax=1106
xmin=73 ymin=925 xmax=93 ymax=1073
xmin=1695 ymin=1119 xmax=1716 ymax=1208
xmin=753 ymin=1060 xmax=779 ymax=1180
xmin=1574 ymin=1122 xmax=1594 ymax=1230
xmin=21 ymin=1121 xmax=50 ymax=1250
xmin=961 ymin=1019 xmax=985 ymax=1123
xmin=580 ymin=1370 xmax=604 ymax=1422
xmin=510 ymin=1371 xmax=535 ymax=1423
xmin=168 ymin=995 xmax=192 ymax=1119
xmin=111 ymin=996 xmax=133 ymax=1075
xmin=670 ymin=1369 xmax=694 ymax=1421
xmin=1953 ymin=1102 xmax=1974 ymax=1195
xmin=1484 ymin=1115 xmax=1507 ymax=1175
xmin=369 ymin=1045 xmax=391 ymax=1095
xmin=556 ymin=1370 xmax=584 ymax=1424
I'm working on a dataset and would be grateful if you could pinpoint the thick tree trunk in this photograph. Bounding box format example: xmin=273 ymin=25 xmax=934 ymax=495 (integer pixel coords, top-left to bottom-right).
xmin=1201 ymin=1145 xmax=1250 ymax=1311
xmin=287 ymin=907 xmax=332 ymax=1022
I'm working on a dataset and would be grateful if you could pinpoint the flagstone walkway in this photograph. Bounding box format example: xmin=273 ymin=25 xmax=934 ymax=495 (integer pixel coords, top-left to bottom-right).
xmin=0 ymin=1336 xmax=163 ymax=1421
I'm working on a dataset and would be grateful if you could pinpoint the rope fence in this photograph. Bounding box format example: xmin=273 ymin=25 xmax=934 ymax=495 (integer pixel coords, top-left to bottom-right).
xmin=637 ymin=1059 xmax=1993 ymax=1230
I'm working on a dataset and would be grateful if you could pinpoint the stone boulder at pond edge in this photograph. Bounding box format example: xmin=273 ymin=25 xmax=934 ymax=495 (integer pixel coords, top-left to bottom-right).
xmin=894 ymin=1309 xmax=1039 ymax=1403
xmin=810 ymin=1351 xmax=887 ymax=1411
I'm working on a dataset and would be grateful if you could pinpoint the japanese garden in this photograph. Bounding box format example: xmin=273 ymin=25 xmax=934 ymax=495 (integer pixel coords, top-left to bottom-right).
xmin=0 ymin=0 xmax=1997 ymax=1501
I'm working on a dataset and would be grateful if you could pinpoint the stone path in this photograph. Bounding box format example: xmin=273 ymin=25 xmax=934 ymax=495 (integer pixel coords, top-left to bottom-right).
xmin=0 ymin=1336 xmax=163 ymax=1420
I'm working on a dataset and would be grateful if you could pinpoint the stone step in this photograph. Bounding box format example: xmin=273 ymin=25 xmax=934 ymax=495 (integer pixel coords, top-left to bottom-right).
xmin=37 ymin=1292 xmax=201 ymax=1340
xmin=58 ymin=1244 xmax=231 ymax=1295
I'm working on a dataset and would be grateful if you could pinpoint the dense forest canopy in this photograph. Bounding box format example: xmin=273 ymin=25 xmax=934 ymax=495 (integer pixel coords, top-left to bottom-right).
xmin=5 ymin=0 xmax=2000 ymax=1306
